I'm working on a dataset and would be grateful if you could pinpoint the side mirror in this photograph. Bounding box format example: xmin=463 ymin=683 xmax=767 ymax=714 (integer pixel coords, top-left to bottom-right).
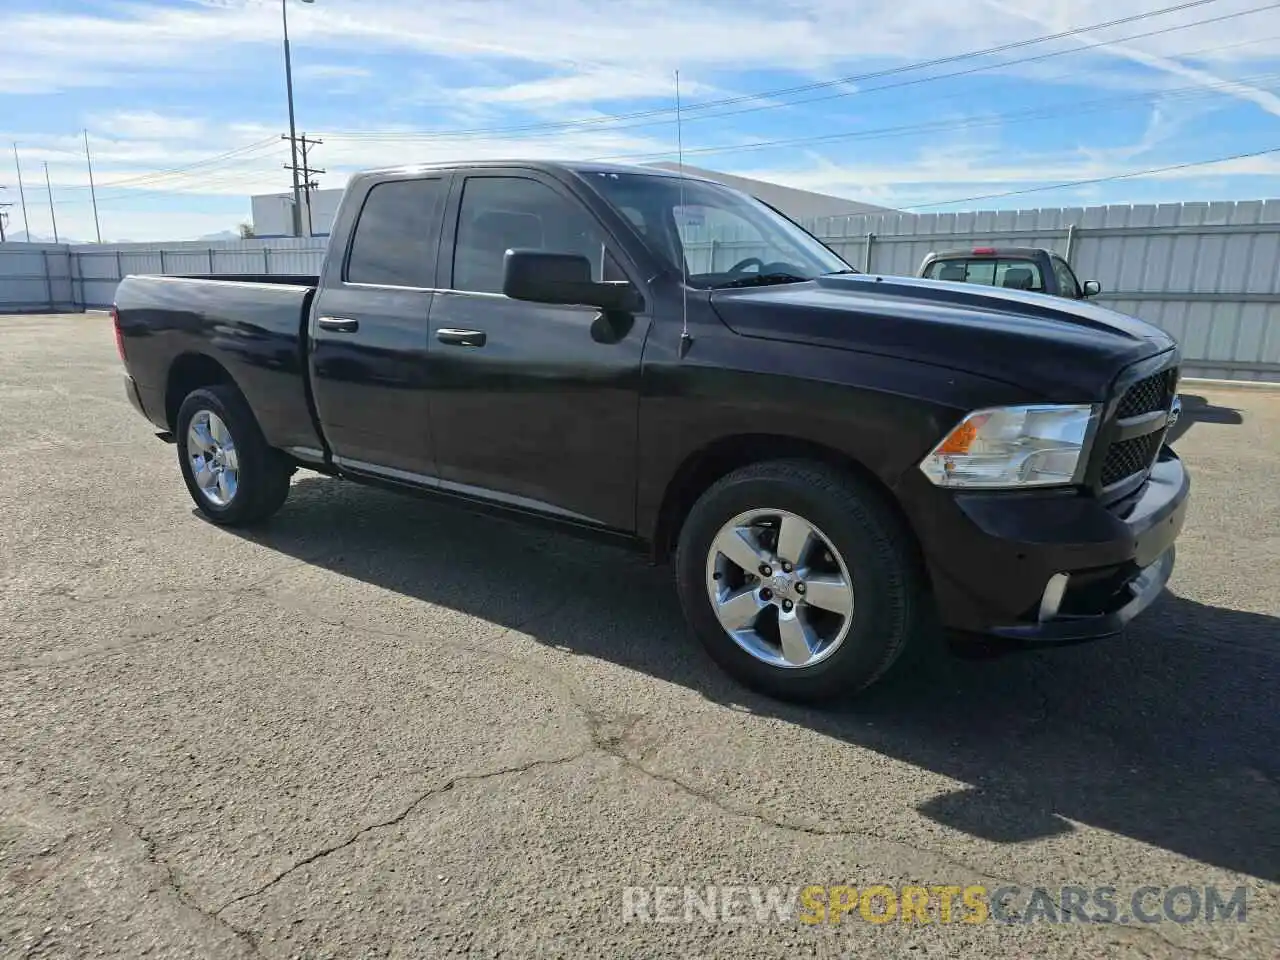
xmin=502 ymin=250 xmax=640 ymax=313
xmin=1081 ymin=280 xmax=1101 ymax=298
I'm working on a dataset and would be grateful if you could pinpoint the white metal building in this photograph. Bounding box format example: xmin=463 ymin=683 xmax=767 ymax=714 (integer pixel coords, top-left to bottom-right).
xmin=249 ymin=164 xmax=895 ymax=237
xmin=251 ymin=189 xmax=344 ymax=238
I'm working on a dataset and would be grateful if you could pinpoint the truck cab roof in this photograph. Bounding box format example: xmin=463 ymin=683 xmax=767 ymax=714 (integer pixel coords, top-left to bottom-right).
xmin=354 ymin=159 xmax=715 ymax=183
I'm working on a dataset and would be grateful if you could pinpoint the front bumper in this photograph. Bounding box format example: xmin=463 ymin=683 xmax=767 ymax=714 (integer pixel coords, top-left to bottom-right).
xmin=897 ymin=448 xmax=1190 ymax=643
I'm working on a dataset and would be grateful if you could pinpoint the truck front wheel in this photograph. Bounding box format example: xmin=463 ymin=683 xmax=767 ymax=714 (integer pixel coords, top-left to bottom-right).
xmin=674 ymin=460 xmax=927 ymax=703
xmin=175 ymin=385 xmax=293 ymax=526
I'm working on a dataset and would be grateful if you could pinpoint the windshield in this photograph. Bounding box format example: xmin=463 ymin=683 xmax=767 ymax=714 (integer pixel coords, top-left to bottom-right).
xmin=582 ymin=171 xmax=852 ymax=289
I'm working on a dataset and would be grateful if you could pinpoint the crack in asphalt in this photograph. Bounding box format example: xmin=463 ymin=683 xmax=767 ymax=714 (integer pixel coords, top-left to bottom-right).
xmin=118 ymin=806 xmax=263 ymax=960
xmin=0 ymin=557 xmax=328 ymax=676
xmin=305 ymin=600 xmax=1248 ymax=959
xmin=17 ymin=569 xmax=1247 ymax=959
xmin=211 ymin=752 xmax=590 ymax=921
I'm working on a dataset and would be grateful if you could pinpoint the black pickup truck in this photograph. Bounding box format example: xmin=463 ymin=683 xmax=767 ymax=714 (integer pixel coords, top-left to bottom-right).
xmin=114 ymin=160 xmax=1189 ymax=703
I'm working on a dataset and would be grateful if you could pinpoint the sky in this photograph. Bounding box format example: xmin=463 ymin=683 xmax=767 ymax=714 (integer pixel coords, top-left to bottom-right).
xmin=2 ymin=0 xmax=1280 ymax=241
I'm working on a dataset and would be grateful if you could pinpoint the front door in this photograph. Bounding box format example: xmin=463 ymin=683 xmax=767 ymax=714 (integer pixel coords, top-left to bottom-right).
xmin=425 ymin=171 xmax=651 ymax=531
xmin=309 ymin=174 xmax=448 ymax=476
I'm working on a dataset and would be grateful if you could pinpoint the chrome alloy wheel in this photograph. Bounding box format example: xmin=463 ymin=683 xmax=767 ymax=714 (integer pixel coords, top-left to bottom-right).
xmin=187 ymin=410 xmax=240 ymax=507
xmin=704 ymin=508 xmax=855 ymax=669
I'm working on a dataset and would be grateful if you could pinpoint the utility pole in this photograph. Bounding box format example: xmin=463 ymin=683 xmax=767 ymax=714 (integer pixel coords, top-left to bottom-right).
xmin=13 ymin=144 xmax=31 ymax=241
xmin=283 ymin=133 xmax=323 ymax=238
xmin=43 ymin=162 xmax=58 ymax=244
xmin=84 ymin=130 xmax=102 ymax=243
xmin=280 ymin=0 xmax=316 ymax=237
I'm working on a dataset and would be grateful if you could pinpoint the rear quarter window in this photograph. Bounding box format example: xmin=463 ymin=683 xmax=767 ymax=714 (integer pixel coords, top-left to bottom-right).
xmin=345 ymin=178 xmax=446 ymax=288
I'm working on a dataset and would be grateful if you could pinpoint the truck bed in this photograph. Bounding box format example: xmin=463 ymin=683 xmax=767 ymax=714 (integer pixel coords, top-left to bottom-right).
xmin=114 ymin=274 xmax=324 ymax=457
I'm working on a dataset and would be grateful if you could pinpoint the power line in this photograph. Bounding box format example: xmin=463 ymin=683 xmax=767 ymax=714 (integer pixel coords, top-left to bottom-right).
xmin=85 ymin=143 xmax=286 ymax=202
xmin=323 ymin=0 xmax=1278 ymax=149
xmin=900 ymin=144 xmax=1280 ymax=210
xmin=88 ymin=137 xmax=281 ymax=190
xmin=623 ymin=1 xmax=1280 ymax=140
xmin=321 ymin=0 xmax=1230 ymax=143
xmin=586 ymin=67 xmax=1280 ymax=163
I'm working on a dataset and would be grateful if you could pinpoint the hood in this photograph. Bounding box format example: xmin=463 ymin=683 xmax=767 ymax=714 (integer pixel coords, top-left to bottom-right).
xmin=709 ymin=273 xmax=1176 ymax=400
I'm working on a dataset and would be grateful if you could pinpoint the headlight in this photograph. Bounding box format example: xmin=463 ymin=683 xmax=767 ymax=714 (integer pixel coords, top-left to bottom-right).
xmin=919 ymin=404 xmax=1098 ymax=488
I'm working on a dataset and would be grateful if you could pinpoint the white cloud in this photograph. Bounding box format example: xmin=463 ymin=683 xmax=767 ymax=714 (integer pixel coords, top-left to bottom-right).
xmin=4 ymin=0 xmax=1277 ymax=96
xmin=295 ymin=64 xmax=371 ymax=81
xmin=5 ymin=0 xmax=1280 ymax=238
xmin=85 ymin=111 xmax=208 ymax=142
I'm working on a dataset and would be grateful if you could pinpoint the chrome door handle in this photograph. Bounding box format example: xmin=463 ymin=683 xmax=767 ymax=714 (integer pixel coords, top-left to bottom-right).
xmin=317 ymin=316 xmax=359 ymax=333
xmin=436 ymin=328 xmax=487 ymax=347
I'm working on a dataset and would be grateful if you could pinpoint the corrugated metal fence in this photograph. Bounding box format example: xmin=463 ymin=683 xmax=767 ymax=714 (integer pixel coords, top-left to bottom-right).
xmin=2 ymin=197 xmax=1278 ymax=380
xmin=67 ymin=238 xmax=327 ymax=308
xmin=0 ymin=243 xmax=77 ymax=312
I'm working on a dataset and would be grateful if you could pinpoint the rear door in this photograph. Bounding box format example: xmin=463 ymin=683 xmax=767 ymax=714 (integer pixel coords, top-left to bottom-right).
xmin=309 ymin=174 xmax=449 ymax=476
xmin=424 ymin=169 xmax=651 ymax=531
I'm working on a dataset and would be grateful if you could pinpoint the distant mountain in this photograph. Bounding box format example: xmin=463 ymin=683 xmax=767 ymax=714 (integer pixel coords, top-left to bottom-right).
xmin=4 ymin=230 xmax=83 ymax=244
xmin=197 ymin=230 xmax=243 ymax=241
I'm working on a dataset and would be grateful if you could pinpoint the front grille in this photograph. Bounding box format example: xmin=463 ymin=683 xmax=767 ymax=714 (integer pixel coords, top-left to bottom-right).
xmin=1116 ymin=368 xmax=1177 ymax=419
xmin=1100 ymin=431 xmax=1163 ymax=487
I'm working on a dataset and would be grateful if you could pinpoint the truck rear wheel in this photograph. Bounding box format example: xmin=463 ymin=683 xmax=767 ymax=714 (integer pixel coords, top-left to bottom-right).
xmin=175 ymin=385 xmax=293 ymax=526
xmin=674 ymin=460 xmax=926 ymax=703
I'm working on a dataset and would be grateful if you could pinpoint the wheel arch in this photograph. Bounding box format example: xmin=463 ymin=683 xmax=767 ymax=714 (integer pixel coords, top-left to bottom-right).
xmin=649 ymin=433 xmax=922 ymax=566
xmin=165 ymin=353 xmax=238 ymax=432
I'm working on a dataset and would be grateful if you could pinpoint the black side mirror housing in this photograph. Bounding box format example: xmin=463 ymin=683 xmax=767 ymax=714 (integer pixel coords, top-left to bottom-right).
xmin=502 ymin=250 xmax=640 ymax=313
xmin=1082 ymin=279 xmax=1102 ymax=298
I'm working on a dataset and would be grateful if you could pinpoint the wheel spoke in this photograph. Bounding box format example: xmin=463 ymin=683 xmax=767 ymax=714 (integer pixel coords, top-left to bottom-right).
xmin=189 ymin=418 xmax=215 ymax=453
xmin=216 ymin=472 xmax=233 ymax=502
xmin=714 ymin=586 xmax=765 ymax=632
xmin=713 ymin=525 xmax=769 ymax=574
xmin=778 ymin=609 xmax=818 ymax=665
xmin=193 ymin=461 xmax=215 ymax=491
xmin=209 ymin=414 xmax=227 ymax=446
xmin=801 ymin=574 xmax=853 ymax=618
xmin=222 ymin=446 xmax=239 ymax=472
xmin=776 ymin=514 xmax=814 ymax=567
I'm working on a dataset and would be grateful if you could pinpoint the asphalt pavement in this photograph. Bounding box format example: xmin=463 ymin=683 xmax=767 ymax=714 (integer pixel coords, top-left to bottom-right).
xmin=1 ymin=313 xmax=1276 ymax=959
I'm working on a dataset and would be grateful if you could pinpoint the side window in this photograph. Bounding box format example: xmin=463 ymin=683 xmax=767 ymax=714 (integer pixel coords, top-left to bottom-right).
xmin=1051 ymin=256 xmax=1081 ymax=298
xmin=994 ymin=259 xmax=1044 ymax=292
xmin=345 ymin=178 xmax=445 ymax=287
xmin=452 ymin=176 xmax=619 ymax=294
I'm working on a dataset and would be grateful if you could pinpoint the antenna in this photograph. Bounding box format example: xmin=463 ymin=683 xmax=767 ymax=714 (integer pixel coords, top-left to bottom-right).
xmin=675 ymin=70 xmax=692 ymax=358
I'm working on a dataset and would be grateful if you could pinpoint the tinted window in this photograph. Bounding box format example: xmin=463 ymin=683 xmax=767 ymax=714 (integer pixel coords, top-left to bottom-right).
xmin=925 ymin=257 xmax=1044 ymax=291
xmin=452 ymin=176 xmax=618 ymax=294
xmin=1051 ymin=256 xmax=1081 ymax=298
xmin=345 ymin=178 xmax=445 ymax=287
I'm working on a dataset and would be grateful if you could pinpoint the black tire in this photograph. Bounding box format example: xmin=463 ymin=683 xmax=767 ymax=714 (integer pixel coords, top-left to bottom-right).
xmin=175 ymin=385 xmax=293 ymax=526
xmin=674 ymin=459 xmax=928 ymax=704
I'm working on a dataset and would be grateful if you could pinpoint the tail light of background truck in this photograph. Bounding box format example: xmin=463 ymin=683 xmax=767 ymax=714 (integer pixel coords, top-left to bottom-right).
xmin=111 ymin=305 xmax=126 ymax=363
